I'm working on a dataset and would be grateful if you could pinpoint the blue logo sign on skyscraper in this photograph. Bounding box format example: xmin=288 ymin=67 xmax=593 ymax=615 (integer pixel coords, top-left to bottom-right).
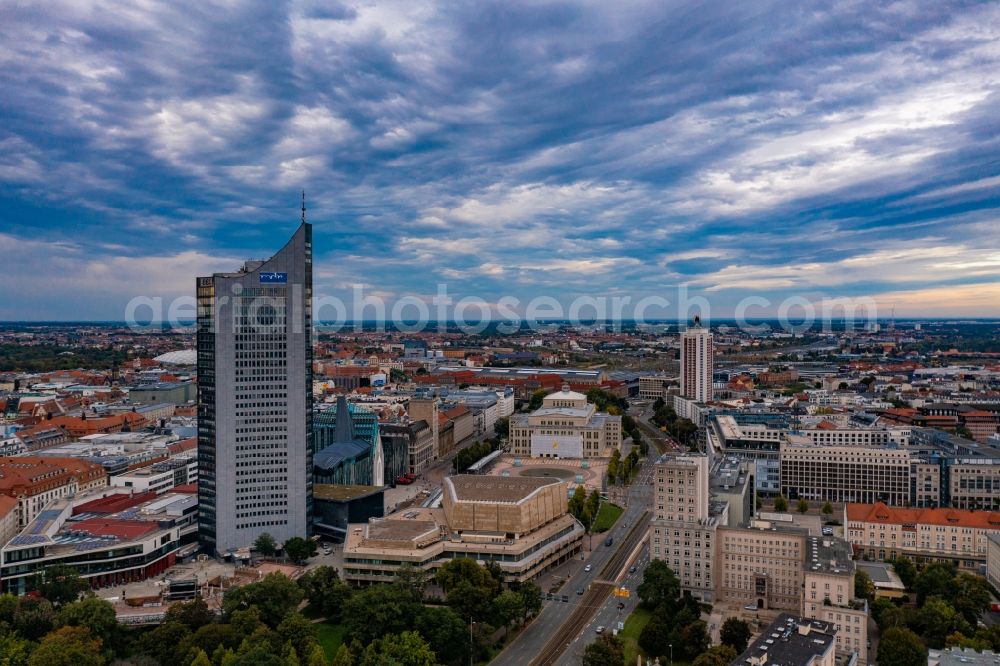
xmin=260 ymin=272 xmax=288 ymax=284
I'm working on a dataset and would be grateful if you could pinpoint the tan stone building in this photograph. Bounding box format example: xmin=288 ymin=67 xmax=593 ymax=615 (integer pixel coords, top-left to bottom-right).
xmin=651 ymin=453 xmax=869 ymax=662
xmin=0 ymin=496 xmax=19 ymax=548
xmin=987 ymin=534 xmax=1000 ymax=592
xmin=509 ymin=386 xmax=621 ymax=459
xmin=342 ymin=475 xmax=583 ymax=585
xmin=0 ymin=456 xmax=107 ymax=528
xmin=801 ymin=538 xmax=869 ymax=663
xmin=650 ymin=453 xmax=719 ymax=601
xmin=845 ymin=502 xmax=1000 ymax=569
xmin=733 ymin=615 xmax=838 ymax=666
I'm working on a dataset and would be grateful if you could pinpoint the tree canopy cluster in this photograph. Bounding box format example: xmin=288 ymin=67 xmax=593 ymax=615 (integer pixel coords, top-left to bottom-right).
xmin=871 ymin=561 xmax=996 ymax=666
xmin=607 ymin=448 xmax=641 ymax=487
xmin=568 ymin=486 xmax=603 ymax=532
xmin=650 ymin=399 xmax=698 ymax=449
xmin=453 ymin=439 xmax=498 ymax=472
xmin=0 ymin=559 xmax=545 ymax=666
xmin=636 ymin=561 xmax=710 ymax=662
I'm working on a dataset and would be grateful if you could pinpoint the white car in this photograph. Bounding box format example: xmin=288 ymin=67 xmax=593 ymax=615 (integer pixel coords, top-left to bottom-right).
xmin=596 ymin=626 xmax=605 ymax=634
xmin=584 ymin=564 xmax=592 ymax=572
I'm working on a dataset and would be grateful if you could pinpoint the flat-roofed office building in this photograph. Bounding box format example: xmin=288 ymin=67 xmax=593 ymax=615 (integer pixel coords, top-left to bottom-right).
xmin=197 ymin=221 xmax=313 ymax=555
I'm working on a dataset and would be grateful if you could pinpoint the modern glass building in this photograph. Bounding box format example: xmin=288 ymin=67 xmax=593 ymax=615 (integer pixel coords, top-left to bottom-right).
xmin=197 ymin=222 xmax=313 ymax=555
xmin=313 ymin=396 xmax=385 ymax=486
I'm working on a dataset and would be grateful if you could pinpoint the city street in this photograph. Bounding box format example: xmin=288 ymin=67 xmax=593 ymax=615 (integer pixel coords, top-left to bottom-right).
xmin=491 ymin=446 xmax=656 ymax=666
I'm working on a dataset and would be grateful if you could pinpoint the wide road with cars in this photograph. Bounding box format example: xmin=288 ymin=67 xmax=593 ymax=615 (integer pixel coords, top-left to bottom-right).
xmin=491 ymin=450 xmax=656 ymax=666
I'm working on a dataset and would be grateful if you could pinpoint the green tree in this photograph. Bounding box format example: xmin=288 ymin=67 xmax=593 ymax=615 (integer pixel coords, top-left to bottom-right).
xmin=492 ymin=589 xmax=524 ymax=637
xmin=231 ymin=648 xmax=285 ymax=666
xmin=223 ymin=572 xmax=305 ymax=628
xmin=330 ymin=644 xmax=353 ymax=666
xmin=675 ymin=619 xmax=710 ymax=660
xmin=435 ymin=558 xmax=497 ymax=596
xmin=637 ymin=560 xmax=680 ymax=610
xmin=191 ymin=648 xmax=213 ymax=666
xmin=283 ymin=537 xmax=318 ymax=564
xmin=796 ymin=498 xmax=809 ymax=514
xmin=586 ymin=490 xmax=601 ymax=520
xmin=358 ymin=631 xmax=436 ymax=666
xmin=692 ymin=644 xmax=737 ymax=666
xmin=872 ymin=597 xmax=902 ymax=630
xmin=821 ymin=502 xmax=834 ymax=518
xmin=277 ymin=613 xmax=317 ymax=662
xmin=774 ymin=495 xmax=788 ymax=512
xmin=638 ymin=609 xmax=671 ymax=661
xmin=35 ymin=564 xmax=89 ymax=607
xmin=254 ymin=533 xmax=278 ymax=557
xmin=297 ymin=566 xmax=351 ymax=621
xmin=878 ymin=627 xmax=928 ymax=666
xmin=494 ymin=417 xmax=510 ymax=440
xmin=568 ymin=486 xmax=587 ymax=521
xmin=342 ymin=584 xmax=421 ymax=646
xmin=0 ymin=631 xmax=33 ymax=666
xmin=582 ymin=633 xmax=625 ymax=666
xmin=413 ymin=606 xmax=470 ymax=666
xmin=518 ymin=581 xmax=543 ymax=623
xmin=952 ymin=573 xmax=992 ymax=626
xmin=720 ymin=617 xmax=751 ymax=652
xmin=13 ymin=596 xmax=56 ymax=641
xmin=914 ymin=563 xmax=956 ymax=605
xmin=28 ymin=626 xmax=104 ymax=666
xmin=393 ymin=563 xmax=430 ymax=602
xmin=190 ymin=623 xmax=240 ymax=657
xmin=309 ymin=644 xmax=333 ymax=666
xmin=892 ymin=556 xmax=917 ymax=589
xmin=447 ymin=580 xmax=493 ymax=623
xmin=919 ymin=596 xmax=971 ymax=649
xmin=56 ymin=597 xmax=117 ymax=645
xmin=855 ymin=570 xmax=875 ymax=601
xmin=136 ymin=620 xmax=192 ymax=665
xmin=164 ymin=596 xmax=215 ymax=631
xmin=528 ymin=389 xmax=548 ymax=411
xmin=0 ymin=592 xmax=18 ymax=624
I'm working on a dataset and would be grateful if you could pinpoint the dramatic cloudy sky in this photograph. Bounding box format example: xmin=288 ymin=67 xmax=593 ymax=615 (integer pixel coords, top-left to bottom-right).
xmin=2 ymin=0 xmax=999 ymax=321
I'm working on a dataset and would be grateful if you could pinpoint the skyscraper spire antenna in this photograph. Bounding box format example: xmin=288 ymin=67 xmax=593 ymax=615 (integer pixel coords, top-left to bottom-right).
xmin=301 ymin=190 xmax=306 ymax=224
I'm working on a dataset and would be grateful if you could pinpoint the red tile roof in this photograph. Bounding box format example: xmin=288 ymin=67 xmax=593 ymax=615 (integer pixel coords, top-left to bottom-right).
xmin=72 ymin=518 xmax=159 ymax=540
xmin=847 ymin=502 xmax=1000 ymax=529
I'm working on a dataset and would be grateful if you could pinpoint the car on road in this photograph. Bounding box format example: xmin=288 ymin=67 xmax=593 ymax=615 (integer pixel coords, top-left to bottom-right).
xmin=577 ymin=588 xmax=585 ymax=595
xmin=595 ymin=626 xmax=605 ymax=634
xmin=584 ymin=564 xmax=592 ymax=572
xmin=628 ymin=566 xmax=637 ymax=574
xmin=605 ymin=537 xmax=614 ymax=547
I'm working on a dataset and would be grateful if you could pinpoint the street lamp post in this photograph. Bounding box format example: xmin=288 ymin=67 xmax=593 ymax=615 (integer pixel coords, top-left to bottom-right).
xmin=669 ymin=643 xmax=673 ymax=666
xmin=469 ymin=618 xmax=475 ymax=666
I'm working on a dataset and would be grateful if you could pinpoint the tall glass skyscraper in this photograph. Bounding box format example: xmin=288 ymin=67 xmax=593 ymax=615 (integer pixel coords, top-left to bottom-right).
xmin=197 ymin=222 xmax=313 ymax=555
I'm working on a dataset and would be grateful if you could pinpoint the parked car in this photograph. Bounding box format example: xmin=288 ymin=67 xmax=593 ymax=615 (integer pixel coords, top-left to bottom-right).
xmin=596 ymin=626 xmax=605 ymax=634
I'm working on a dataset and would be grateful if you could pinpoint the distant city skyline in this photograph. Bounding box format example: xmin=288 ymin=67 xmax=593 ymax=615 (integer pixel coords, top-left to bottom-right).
xmin=2 ymin=1 xmax=999 ymax=320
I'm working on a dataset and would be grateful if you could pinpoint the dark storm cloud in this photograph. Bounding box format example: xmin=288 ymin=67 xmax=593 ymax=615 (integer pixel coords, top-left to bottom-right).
xmin=0 ymin=0 xmax=998 ymax=319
